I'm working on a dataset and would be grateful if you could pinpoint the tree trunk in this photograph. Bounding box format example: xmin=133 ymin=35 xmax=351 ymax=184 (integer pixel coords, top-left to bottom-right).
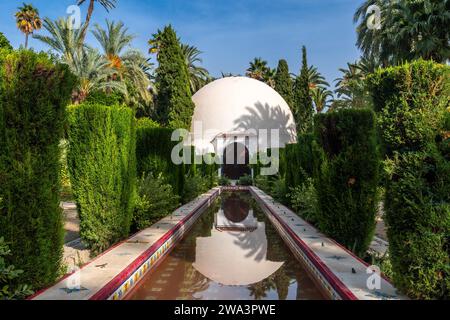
xmin=25 ymin=33 xmax=28 ymax=49
xmin=79 ymin=0 xmax=95 ymax=45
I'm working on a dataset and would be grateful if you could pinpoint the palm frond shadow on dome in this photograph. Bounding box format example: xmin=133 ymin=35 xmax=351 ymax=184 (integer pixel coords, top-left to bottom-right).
xmin=233 ymin=102 xmax=296 ymax=143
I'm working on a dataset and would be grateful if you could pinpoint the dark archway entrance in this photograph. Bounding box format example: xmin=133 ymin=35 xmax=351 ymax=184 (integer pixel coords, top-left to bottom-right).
xmin=222 ymin=142 xmax=251 ymax=180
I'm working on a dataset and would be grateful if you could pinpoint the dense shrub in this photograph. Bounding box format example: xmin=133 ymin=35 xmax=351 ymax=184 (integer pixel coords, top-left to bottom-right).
xmin=254 ymin=175 xmax=271 ymax=193
xmin=136 ymin=125 xmax=185 ymax=197
xmin=84 ymin=90 xmax=124 ymax=106
xmin=67 ymin=104 xmax=136 ymax=254
xmin=313 ymin=109 xmax=379 ymax=257
xmin=368 ymin=60 xmax=450 ymax=299
xmin=288 ymin=178 xmax=318 ymax=224
xmin=219 ymin=176 xmax=231 ymax=186
xmin=238 ymin=174 xmax=253 ymax=186
xmin=285 ymin=134 xmax=314 ymax=193
xmin=136 ymin=117 xmax=160 ymax=129
xmin=182 ymin=175 xmax=210 ymax=203
xmin=133 ymin=173 xmax=180 ymax=231
xmin=0 ymin=50 xmax=74 ymax=288
xmin=0 ymin=237 xmax=33 ymax=300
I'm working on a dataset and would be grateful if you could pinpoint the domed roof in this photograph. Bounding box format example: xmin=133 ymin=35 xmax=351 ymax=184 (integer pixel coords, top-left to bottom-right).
xmin=190 ymin=77 xmax=297 ymax=152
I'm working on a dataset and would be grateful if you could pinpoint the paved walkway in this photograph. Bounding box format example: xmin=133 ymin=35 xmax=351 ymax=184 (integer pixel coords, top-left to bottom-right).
xmin=61 ymin=202 xmax=90 ymax=270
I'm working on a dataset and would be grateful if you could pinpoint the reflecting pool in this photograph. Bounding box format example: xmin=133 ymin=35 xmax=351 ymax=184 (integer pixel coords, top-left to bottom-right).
xmin=128 ymin=192 xmax=326 ymax=300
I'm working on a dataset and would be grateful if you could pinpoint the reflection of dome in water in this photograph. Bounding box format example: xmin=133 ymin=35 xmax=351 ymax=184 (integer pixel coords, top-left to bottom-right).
xmin=223 ymin=194 xmax=250 ymax=223
xmin=193 ymin=222 xmax=284 ymax=286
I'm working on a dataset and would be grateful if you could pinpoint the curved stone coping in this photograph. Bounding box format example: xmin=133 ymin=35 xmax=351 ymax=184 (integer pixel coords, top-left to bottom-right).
xmin=249 ymin=187 xmax=408 ymax=300
xmin=30 ymin=187 xmax=221 ymax=300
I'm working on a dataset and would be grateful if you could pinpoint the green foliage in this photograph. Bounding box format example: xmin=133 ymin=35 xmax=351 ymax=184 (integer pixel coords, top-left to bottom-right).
xmin=182 ymin=174 xmax=210 ymax=203
xmin=368 ymin=60 xmax=450 ymax=155
xmin=67 ymin=103 xmax=136 ymax=254
xmin=383 ymin=149 xmax=450 ymax=299
xmin=133 ymin=173 xmax=180 ymax=231
xmin=84 ymin=90 xmax=124 ymax=106
xmin=254 ymin=175 xmax=271 ymax=193
xmin=274 ymin=59 xmax=294 ymax=108
xmin=294 ymin=46 xmax=314 ymax=134
xmin=285 ymin=134 xmax=314 ymax=195
xmin=136 ymin=117 xmax=160 ymax=129
xmin=271 ymin=177 xmax=288 ymax=204
xmin=288 ymin=178 xmax=318 ymax=224
xmin=0 ymin=32 xmax=12 ymax=50
xmin=155 ymin=25 xmax=195 ymax=129
xmin=313 ymin=109 xmax=379 ymax=257
xmin=368 ymin=60 xmax=450 ymax=299
xmin=219 ymin=176 xmax=231 ymax=186
xmin=136 ymin=125 xmax=185 ymax=197
xmin=238 ymin=174 xmax=253 ymax=186
xmin=0 ymin=50 xmax=74 ymax=288
xmin=0 ymin=237 xmax=34 ymax=300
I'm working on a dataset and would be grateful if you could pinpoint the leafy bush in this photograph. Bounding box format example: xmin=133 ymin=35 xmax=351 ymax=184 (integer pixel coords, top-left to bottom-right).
xmin=254 ymin=175 xmax=271 ymax=193
xmin=271 ymin=177 xmax=288 ymax=204
xmin=288 ymin=178 xmax=318 ymax=224
xmin=0 ymin=237 xmax=33 ymax=300
xmin=133 ymin=174 xmax=180 ymax=230
xmin=182 ymin=175 xmax=209 ymax=203
xmin=0 ymin=50 xmax=75 ymax=288
xmin=238 ymin=174 xmax=253 ymax=186
xmin=368 ymin=60 xmax=450 ymax=299
xmin=313 ymin=109 xmax=379 ymax=257
xmin=136 ymin=117 xmax=160 ymax=129
xmin=219 ymin=176 xmax=231 ymax=186
xmin=67 ymin=103 xmax=136 ymax=254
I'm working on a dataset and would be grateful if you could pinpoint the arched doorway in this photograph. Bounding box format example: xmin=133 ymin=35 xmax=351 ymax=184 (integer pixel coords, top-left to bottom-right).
xmin=222 ymin=142 xmax=251 ymax=180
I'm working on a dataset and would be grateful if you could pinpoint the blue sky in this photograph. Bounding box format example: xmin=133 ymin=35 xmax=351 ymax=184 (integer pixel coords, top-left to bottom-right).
xmin=0 ymin=0 xmax=362 ymax=86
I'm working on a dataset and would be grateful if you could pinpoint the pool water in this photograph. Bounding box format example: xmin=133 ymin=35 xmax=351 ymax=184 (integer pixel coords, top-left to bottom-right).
xmin=127 ymin=192 xmax=326 ymax=300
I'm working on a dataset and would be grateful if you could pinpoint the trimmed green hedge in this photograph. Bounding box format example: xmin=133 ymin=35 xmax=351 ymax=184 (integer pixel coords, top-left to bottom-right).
xmin=136 ymin=125 xmax=185 ymax=197
xmin=0 ymin=50 xmax=74 ymax=288
xmin=313 ymin=109 xmax=379 ymax=257
xmin=368 ymin=60 xmax=449 ymax=299
xmin=285 ymin=134 xmax=314 ymax=192
xmin=67 ymin=104 xmax=136 ymax=254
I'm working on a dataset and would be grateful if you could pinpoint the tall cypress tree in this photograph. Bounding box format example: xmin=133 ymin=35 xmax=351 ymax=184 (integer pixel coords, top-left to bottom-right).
xmin=274 ymin=59 xmax=294 ymax=109
xmin=155 ymin=25 xmax=195 ymax=129
xmin=294 ymin=46 xmax=314 ymax=134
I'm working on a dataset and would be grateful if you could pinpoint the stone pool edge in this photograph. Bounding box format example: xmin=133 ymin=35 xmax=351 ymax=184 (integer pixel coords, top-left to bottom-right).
xmin=249 ymin=186 xmax=407 ymax=300
xmin=30 ymin=187 xmax=221 ymax=300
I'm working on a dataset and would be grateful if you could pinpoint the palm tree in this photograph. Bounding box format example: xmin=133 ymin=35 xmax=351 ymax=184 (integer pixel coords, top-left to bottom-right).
xmin=181 ymin=44 xmax=210 ymax=93
xmin=15 ymin=3 xmax=42 ymax=48
xmin=148 ymin=29 xmax=164 ymax=55
xmin=307 ymin=66 xmax=329 ymax=89
xmin=77 ymin=0 xmax=117 ymax=44
xmin=334 ymin=60 xmax=372 ymax=109
xmin=246 ymin=57 xmax=269 ymax=81
xmin=71 ymin=48 xmax=126 ymax=104
xmin=92 ymin=20 xmax=153 ymax=106
xmin=354 ymin=0 xmax=450 ymax=65
xmin=311 ymin=87 xmax=333 ymax=113
xmin=92 ymin=20 xmax=134 ymax=74
xmin=33 ymin=17 xmax=85 ymax=64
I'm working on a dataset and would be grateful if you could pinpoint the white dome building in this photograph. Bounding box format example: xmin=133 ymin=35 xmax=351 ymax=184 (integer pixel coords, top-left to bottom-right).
xmin=190 ymin=77 xmax=297 ymax=179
